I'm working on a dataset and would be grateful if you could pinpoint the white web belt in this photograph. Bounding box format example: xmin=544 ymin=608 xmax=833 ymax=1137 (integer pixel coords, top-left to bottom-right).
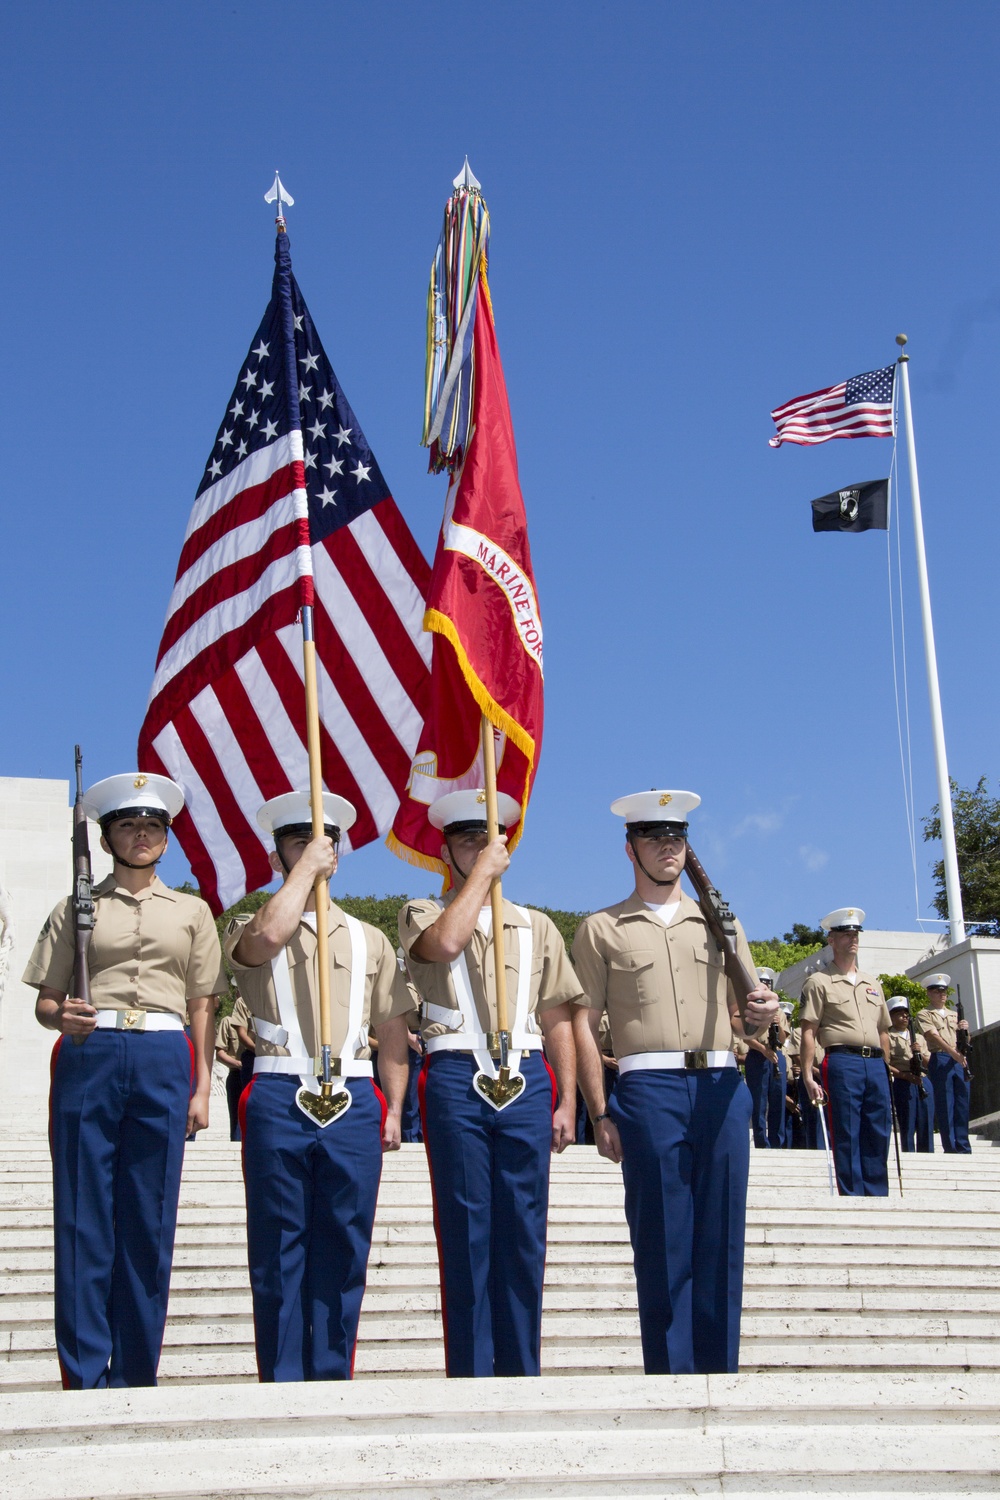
xmin=256 ymin=912 xmax=368 ymax=1096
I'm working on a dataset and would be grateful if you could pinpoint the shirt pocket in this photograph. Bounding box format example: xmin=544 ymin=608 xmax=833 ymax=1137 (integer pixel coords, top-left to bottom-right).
xmin=693 ymin=941 xmax=727 ymax=1005
xmin=608 ymin=948 xmax=658 ymax=1005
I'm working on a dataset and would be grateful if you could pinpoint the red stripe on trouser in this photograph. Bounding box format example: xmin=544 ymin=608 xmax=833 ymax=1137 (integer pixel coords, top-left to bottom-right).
xmin=237 ymin=1077 xmax=264 ymax=1382
xmin=350 ymin=1078 xmax=389 ymax=1379
xmin=47 ymin=1036 xmax=71 ymax=1391
xmin=417 ymin=1057 xmax=452 ymax=1372
xmin=542 ymin=1055 xmax=558 ymax=1114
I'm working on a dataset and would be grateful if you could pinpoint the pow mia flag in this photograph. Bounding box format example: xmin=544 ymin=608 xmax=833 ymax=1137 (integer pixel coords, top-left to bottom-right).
xmin=811 ymin=478 xmax=888 ymax=533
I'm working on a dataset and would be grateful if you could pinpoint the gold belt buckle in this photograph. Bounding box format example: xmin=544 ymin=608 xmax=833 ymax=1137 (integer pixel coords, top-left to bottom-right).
xmin=119 ymin=1009 xmax=146 ymax=1032
xmin=684 ymin=1049 xmax=708 ymax=1070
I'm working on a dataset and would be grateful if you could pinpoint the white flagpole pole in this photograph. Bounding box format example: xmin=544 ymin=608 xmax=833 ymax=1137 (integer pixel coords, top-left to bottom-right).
xmin=894 ymin=334 xmax=966 ymax=944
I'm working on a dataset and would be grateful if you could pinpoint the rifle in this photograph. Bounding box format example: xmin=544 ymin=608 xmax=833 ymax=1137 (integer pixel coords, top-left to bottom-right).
xmin=956 ymin=994 xmax=973 ymax=1078
xmin=71 ymin=746 xmax=95 ymax=1043
xmin=907 ymin=1016 xmax=928 ymax=1098
xmin=683 ymin=843 xmax=766 ymax=1037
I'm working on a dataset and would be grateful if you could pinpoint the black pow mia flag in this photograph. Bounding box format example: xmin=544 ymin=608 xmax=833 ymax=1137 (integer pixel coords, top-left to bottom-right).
xmin=811 ymin=478 xmax=889 ymax=533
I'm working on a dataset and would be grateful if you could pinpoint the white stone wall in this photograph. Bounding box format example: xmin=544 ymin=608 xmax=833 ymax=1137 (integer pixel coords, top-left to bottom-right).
xmin=777 ymin=929 xmax=948 ymax=999
xmin=0 ymin=778 xmax=112 ymax=1109
xmin=908 ymin=937 xmax=1000 ymax=1032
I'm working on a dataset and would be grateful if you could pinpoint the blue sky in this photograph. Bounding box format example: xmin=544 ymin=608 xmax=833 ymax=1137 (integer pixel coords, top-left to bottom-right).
xmin=1 ymin=2 xmax=996 ymax=937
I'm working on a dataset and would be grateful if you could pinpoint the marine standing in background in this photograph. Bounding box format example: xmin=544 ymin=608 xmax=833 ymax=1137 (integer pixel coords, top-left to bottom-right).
xmin=799 ymin=908 xmax=892 ymax=1196
xmin=23 ymin=773 xmax=226 ymax=1389
xmin=398 ymin=790 xmax=581 ymax=1379
xmin=886 ymin=997 xmax=934 ymax=1153
xmin=743 ymin=966 xmax=788 ymax=1148
xmin=915 ymin=973 xmax=972 ymax=1154
xmin=225 ymin=792 xmax=412 ymax=1382
xmin=571 ymin=790 xmax=780 ymax=1375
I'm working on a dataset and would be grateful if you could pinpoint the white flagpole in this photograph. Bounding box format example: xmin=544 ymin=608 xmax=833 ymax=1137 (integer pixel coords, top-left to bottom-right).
xmin=895 ymin=334 xmax=966 ymax=944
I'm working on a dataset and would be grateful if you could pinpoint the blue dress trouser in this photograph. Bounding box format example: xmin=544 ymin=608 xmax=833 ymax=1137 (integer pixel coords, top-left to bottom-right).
xmin=796 ymin=1076 xmax=821 ymax=1149
xmin=49 ymin=1029 xmax=193 ymax=1389
xmin=400 ymin=1048 xmax=423 ymax=1143
xmin=420 ymin=1050 xmax=554 ymax=1378
xmin=821 ymin=1053 xmax=890 ymax=1195
xmin=240 ymin=1074 xmax=385 ymax=1381
xmin=744 ymin=1049 xmax=786 ymax=1148
xmin=610 ymin=1066 xmax=752 ymax=1374
xmin=928 ymin=1053 xmax=971 ymax=1153
xmin=892 ymin=1076 xmax=935 ymax=1152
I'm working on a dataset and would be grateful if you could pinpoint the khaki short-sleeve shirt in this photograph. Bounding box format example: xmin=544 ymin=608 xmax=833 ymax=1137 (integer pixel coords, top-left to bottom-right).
xmin=915 ymin=1005 xmax=959 ymax=1053
xmin=887 ymin=1028 xmax=930 ymax=1068
xmin=398 ymin=895 xmax=583 ymax=1037
xmin=22 ymin=875 xmax=226 ymax=1018
xmin=571 ymin=891 xmax=755 ymax=1056
xmin=799 ymin=964 xmax=890 ymax=1050
xmin=224 ymin=904 xmax=411 ymax=1061
xmin=216 ymin=1014 xmax=242 ymax=1058
xmin=787 ymin=1024 xmax=825 ymax=1065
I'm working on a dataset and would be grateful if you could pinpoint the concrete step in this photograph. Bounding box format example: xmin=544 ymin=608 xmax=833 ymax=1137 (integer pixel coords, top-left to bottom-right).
xmin=1 ymin=1373 xmax=997 ymax=1498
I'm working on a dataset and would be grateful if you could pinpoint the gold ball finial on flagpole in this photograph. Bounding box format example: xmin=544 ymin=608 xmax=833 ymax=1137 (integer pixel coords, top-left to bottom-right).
xmin=896 ymin=332 xmax=909 ymax=361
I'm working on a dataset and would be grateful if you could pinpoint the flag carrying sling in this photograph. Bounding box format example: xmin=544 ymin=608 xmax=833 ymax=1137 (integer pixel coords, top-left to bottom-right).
xmin=139 ymin=231 xmax=431 ymax=913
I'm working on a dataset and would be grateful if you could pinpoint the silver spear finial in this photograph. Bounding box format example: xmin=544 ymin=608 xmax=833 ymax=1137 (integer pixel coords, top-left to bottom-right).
xmin=452 ymin=156 xmax=481 ymax=192
xmin=264 ymin=171 xmax=295 ymax=224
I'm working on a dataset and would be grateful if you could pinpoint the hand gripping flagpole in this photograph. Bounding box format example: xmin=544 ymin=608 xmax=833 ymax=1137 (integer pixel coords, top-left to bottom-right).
xmin=895 ymin=335 xmax=966 ymax=946
xmin=476 ymin=715 xmax=524 ymax=1108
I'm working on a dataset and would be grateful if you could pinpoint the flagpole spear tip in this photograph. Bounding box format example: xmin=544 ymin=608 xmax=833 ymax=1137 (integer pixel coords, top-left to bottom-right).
xmin=264 ymin=170 xmax=295 ymax=231
xmin=896 ymin=332 xmax=909 ymax=362
xmin=453 ymin=156 xmax=482 ymax=192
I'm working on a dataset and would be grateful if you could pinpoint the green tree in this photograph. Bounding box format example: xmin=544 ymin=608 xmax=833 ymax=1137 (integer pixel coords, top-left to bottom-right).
xmin=923 ymin=777 xmax=1000 ymax=935
xmin=782 ymin=922 xmax=826 ymax=947
xmin=749 ymin=936 xmax=824 ymax=976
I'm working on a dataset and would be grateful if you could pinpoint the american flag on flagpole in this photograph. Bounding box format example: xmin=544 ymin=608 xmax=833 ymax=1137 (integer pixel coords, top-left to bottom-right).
xmin=769 ymin=364 xmax=896 ymax=448
xmin=138 ymin=227 xmax=431 ymax=914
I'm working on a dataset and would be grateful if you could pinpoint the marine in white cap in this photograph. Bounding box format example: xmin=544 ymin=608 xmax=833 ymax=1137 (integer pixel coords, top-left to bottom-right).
xmin=914 ymin=972 xmax=971 ymax=1153
xmin=798 ymin=905 xmax=893 ymax=1195
xmin=22 ymin=770 xmax=227 ymax=1389
xmin=398 ymin=788 xmax=584 ymax=1379
xmin=224 ymin=789 xmax=413 ymax=1382
xmin=571 ymin=789 xmax=779 ymax=1376
xmin=886 ymin=998 xmax=934 ymax=1152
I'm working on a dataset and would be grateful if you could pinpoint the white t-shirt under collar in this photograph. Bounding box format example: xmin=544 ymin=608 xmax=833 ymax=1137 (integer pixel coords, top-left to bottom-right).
xmin=644 ymin=898 xmax=681 ymax=928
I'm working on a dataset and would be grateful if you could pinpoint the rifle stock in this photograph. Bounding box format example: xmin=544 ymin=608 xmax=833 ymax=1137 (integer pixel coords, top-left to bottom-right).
xmin=72 ymin=747 xmax=94 ymax=1015
xmin=683 ymin=843 xmax=765 ymax=1038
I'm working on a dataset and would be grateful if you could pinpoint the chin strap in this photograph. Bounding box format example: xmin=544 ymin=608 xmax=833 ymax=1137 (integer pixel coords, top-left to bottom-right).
xmin=627 ymin=830 xmax=682 ymax=887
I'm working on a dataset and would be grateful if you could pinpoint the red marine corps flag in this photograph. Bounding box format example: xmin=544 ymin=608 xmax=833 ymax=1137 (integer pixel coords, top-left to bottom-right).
xmin=389 ymin=160 xmax=543 ymax=881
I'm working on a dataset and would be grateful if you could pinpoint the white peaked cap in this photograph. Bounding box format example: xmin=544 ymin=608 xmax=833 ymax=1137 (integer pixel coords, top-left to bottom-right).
xmin=780 ymin=1001 xmax=794 ymax=1015
xmin=756 ymin=967 xmax=777 ymax=985
xmin=83 ymin=773 xmax=184 ymax=824
xmin=428 ymin=789 xmax=521 ymax=831
xmin=888 ymin=997 xmax=912 ymax=1012
xmin=924 ymin=972 xmax=951 ymax=989
xmin=820 ymin=907 xmax=866 ymax=931
xmin=256 ymin=791 xmax=357 ymax=837
xmin=610 ymin=790 xmax=702 ymax=823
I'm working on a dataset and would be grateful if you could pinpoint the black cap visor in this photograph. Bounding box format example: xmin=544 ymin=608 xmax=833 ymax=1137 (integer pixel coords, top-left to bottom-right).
xmin=626 ymin=821 xmax=689 ymax=839
xmin=274 ymin=821 xmax=339 ymax=842
xmin=443 ymin=819 xmax=506 ymax=836
xmin=100 ymin=805 xmax=172 ymax=831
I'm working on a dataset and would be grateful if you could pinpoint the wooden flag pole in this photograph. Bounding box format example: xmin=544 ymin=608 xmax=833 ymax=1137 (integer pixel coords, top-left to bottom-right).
xmin=480 ymin=714 xmax=510 ymax=1046
xmin=295 ymin=606 xmax=348 ymax=1125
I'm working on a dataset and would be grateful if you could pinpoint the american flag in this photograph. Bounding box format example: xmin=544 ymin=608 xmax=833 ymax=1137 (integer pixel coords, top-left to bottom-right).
xmin=769 ymin=364 xmax=896 ymax=448
xmin=139 ymin=229 xmax=431 ymax=914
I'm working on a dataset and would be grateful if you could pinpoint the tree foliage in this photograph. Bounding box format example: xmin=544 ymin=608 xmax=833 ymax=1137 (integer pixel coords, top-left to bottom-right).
xmin=923 ymin=777 xmax=1000 ymax=935
xmin=749 ymin=936 xmax=825 ymax=976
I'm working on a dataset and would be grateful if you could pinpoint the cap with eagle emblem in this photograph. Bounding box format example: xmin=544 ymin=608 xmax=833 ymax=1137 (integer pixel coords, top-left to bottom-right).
xmin=82 ymin=773 xmax=184 ymax=828
xmin=428 ymin=788 xmax=522 ymax=834
xmin=924 ymin=972 xmax=952 ymax=990
xmin=820 ymin=906 xmax=866 ymax=931
xmin=256 ymin=790 xmax=356 ymax=842
xmin=610 ymin=788 xmax=701 ymax=838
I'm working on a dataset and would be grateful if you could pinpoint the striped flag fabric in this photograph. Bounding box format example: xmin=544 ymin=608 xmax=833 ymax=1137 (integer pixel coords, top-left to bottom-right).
xmin=139 ymin=228 xmax=431 ymax=914
xmin=769 ymin=364 xmax=895 ymax=448
xmin=390 ymin=171 xmax=543 ymax=881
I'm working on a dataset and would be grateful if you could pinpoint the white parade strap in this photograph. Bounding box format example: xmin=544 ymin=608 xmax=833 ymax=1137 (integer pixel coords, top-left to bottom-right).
xmin=264 ymin=912 xmax=368 ymax=1124
xmin=439 ymin=901 xmax=533 ymax=1112
xmin=617 ymin=1050 xmax=736 ymax=1073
